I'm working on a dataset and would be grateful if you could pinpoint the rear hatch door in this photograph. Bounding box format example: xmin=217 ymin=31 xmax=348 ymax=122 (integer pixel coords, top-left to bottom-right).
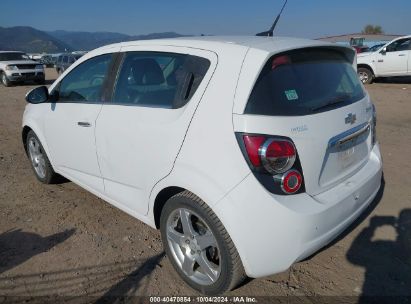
xmin=233 ymin=47 xmax=374 ymax=196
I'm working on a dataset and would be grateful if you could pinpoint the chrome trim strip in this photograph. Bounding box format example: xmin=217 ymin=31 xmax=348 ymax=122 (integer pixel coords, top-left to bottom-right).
xmin=328 ymin=122 xmax=370 ymax=149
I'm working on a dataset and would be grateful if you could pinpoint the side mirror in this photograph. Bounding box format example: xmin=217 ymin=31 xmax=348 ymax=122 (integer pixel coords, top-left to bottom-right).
xmin=380 ymin=47 xmax=387 ymax=55
xmin=25 ymin=86 xmax=49 ymax=104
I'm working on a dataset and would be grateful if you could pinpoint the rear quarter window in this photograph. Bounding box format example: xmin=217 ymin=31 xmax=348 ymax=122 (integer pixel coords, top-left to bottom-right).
xmin=245 ymin=48 xmax=365 ymax=116
xmin=112 ymin=51 xmax=210 ymax=109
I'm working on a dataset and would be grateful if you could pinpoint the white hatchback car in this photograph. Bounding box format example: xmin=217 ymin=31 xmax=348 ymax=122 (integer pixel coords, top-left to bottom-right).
xmin=23 ymin=36 xmax=382 ymax=295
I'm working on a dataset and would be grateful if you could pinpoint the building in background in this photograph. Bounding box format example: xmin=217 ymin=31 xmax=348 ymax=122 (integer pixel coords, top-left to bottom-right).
xmin=317 ymin=33 xmax=403 ymax=53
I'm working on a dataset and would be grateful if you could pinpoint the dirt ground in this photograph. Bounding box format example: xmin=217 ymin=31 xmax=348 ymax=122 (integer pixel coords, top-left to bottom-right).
xmin=0 ymin=69 xmax=410 ymax=302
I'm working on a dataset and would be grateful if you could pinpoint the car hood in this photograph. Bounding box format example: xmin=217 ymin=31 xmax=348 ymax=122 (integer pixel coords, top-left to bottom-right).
xmin=0 ymin=60 xmax=38 ymax=66
xmin=357 ymin=52 xmax=373 ymax=58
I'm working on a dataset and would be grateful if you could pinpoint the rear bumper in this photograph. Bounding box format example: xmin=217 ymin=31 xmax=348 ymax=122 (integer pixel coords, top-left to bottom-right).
xmin=214 ymin=143 xmax=382 ymax=278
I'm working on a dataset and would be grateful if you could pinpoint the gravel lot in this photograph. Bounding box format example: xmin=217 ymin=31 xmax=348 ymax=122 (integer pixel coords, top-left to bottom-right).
xmin=0 ymin=69 xmax=410 ymax=302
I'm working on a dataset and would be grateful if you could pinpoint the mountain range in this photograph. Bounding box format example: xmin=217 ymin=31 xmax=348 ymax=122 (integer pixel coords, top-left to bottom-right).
xmin=0 ymin=26 xmax=187 ymax=53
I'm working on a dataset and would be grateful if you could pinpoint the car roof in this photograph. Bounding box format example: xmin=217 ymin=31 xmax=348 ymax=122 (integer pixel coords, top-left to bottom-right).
xmin=391 ymin=35 xmax=411 ymax=41
xmin=97 ymin=36 xmax=343 ymax=54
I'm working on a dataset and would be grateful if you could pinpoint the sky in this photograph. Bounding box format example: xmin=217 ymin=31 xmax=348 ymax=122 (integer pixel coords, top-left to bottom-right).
xmin=1 ymin=0 xmax=410 ymax=38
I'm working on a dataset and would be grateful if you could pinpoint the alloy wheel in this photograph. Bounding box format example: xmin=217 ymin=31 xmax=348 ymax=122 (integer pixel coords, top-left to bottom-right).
xmin=358 ymin=71 xmax=369 ymax=84
xmin=28 ymin=137 xmax=47 ymax=179
xmin=166 ymin=208 xmax=221 ymax=285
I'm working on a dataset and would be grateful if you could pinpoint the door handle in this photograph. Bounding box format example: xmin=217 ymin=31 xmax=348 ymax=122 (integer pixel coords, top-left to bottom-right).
xmin=398 ymin=54 xmax=406 ymax=56
xmin=77 ymin=121 xmax=91 ymax=127
xmin=377 ymin=59 xmax=384 ymax=62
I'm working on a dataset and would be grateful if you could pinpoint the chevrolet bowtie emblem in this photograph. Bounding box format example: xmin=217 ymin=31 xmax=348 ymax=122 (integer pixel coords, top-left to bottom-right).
xmin=345 ymin=113 xmax=357 ymax=125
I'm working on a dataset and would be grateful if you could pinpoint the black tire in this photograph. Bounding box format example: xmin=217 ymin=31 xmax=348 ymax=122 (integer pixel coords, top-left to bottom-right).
xmin=358 ymin=67 xmax=373 ymax=84
xmin=1 ymin=72 xmax=12 ymax=87
xmin=25 ymin=130 xmax=59 ymax=184
xmin=160 ymin=191 xmax=246 ymax=295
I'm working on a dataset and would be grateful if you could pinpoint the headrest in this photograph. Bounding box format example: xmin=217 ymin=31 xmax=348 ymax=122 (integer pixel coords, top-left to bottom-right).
xmin=131 ymin=58 xmax=165 ymax=85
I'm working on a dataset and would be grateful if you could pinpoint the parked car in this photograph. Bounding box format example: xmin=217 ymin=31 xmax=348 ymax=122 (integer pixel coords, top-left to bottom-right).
xmin=39 ymin=54 xmax=55 ymax=68
xmin=357 ymin=35 xmax=411 ymax=84
xmin=23 ymin=36 xmax=382 ymax=295
xmin=55 ymin=53 xmax=83 ymax=75
xmin=0 ymin=51 xmax=45 ymax=86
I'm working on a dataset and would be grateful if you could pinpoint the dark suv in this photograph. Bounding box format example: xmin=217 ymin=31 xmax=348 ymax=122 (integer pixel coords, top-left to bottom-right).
xmin=55 ymin=53 xmax=83 ymax=75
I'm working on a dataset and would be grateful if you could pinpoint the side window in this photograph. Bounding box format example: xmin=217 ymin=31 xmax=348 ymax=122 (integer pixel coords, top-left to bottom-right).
xmin=63 ymin=56 xmax=68 ymax=63
xmin=57 ymin=54 xmax=113 ymax=103
xmin=386 ymin=38 xmax=411 ymax=52
xmin=112 ymin=51 xmax=210 ymax=108
xmin=69 ymin=56 xmax=76 ymax=64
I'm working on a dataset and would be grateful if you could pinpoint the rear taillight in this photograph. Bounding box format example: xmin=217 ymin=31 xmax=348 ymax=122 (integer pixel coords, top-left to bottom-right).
xmin=274 ymin=169 xmax=303 ymax=194
xmin=260 ymin=139 xmax=296 ymax=174
xmin=243 ymin=136 xmax=265 ymax=167
xmin=240 ymin=135 xmax=304 ymax=195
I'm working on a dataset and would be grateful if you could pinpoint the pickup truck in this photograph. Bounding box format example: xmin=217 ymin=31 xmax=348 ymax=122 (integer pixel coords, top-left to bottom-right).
xmin=0 ymin=51 xmax=45 ymax=87
xmin=357 ymin=35 xmax=411 ymax=84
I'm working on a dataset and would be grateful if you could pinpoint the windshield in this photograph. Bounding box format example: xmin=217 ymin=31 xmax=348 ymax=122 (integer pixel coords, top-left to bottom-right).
xmin=368 ymin=44 xmax=384 ymax=52
xmin=0 ymin=52 xmax=28 ymax=61
xmin=245 ymin=48 xmax=365 ymax=116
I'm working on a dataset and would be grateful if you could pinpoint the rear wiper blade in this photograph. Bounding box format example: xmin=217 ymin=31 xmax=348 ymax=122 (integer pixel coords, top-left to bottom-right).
xmin=311 ymin=94 xmax=352 ymax=112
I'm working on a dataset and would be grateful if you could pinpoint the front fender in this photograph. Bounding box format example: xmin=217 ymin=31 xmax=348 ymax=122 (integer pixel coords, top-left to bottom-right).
xmin=357 ymin=58 xmax=377 ymax=76
xmin=22 ymin=105 xmax=54 ymax=167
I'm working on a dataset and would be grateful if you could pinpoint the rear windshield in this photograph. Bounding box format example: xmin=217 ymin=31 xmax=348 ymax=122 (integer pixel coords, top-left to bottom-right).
xmin=245 ymin=48 xmax=365 ymax=116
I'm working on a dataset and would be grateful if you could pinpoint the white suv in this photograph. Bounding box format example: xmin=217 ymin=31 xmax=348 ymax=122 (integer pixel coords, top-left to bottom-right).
xmin=23 ymin=36 xmax=382 ymax=295
xmin=0 ymin=51 xmax=45 ymax=86
xmin=357 ymin=35 xmax=411 ymax=84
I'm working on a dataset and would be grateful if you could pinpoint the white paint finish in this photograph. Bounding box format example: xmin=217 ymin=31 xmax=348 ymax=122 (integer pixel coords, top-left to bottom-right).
xmin=357 ymin=35 xmax=411 ymax=77
xmin=31 ymin=45 xmax=120 ymax=192
xmin=44 ymin=103 xmax=104 ymax=192
xmin=213 ymin=144 xmax=382 ymax=278
xmin=374 ymin=50 xmax=409 ymax=75
xmin=95 ymin=45 xmax=218 ymax=215
xmin=168 ymin=43 xmax=251 ymax=207
xmin=22 ymin=36 xmax=384 ymax=279
xmin=22 ymin=104 xmax=54 ymax=165
xmin=233 ymin=95 xmax=374 ymax=196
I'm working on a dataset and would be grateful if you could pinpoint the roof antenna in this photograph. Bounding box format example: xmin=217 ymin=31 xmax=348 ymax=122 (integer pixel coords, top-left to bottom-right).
xmin=256 ymin=0 xmax=288 ymax=37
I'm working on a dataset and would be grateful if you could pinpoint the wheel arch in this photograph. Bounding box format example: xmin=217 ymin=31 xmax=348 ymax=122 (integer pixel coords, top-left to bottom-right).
xmin=357 ymin=63 xmax=375 ymax=76
xmin=22 ymin=125 xmax=32 ymax=154
xmin=21 ymin=122 xmax=55 ymax=167
xmin=153 ymin=186 xmax=186 ymax=229
xmin=149 ymin=162 xmax=245 ymax=230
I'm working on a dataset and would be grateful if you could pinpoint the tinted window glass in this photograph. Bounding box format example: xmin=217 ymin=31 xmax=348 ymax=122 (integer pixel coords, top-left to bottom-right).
xmin=245 ymin=48 xmax=365 ymax=116
xmin=386 ymin=38 xmax=411 ymax=52
xmin=58 ymin=54 xmax=113 ymax=103
xmin=112 ymin=52 xmax=210 ymax=108
xmin=63 ymin=56 xmax=68 ymax=63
